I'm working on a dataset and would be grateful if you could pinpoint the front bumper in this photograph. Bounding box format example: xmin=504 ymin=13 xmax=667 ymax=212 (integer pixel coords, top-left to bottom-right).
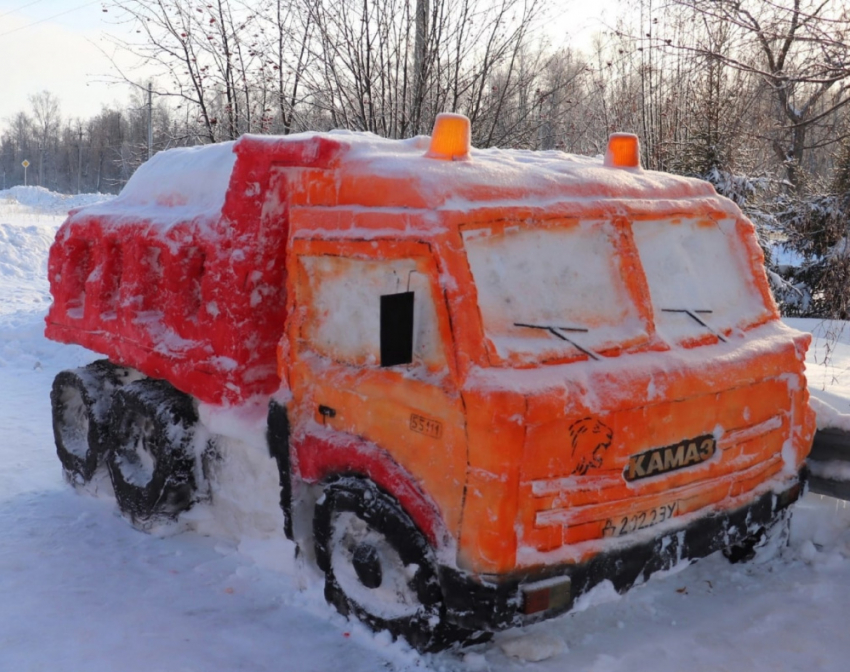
xmin=440 ymin=473 xmax=805 ymax=631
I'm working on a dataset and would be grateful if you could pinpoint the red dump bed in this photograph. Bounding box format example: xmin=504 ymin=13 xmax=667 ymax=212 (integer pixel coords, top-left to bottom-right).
xmin=45 ymin=135 xmax=339 ymax=405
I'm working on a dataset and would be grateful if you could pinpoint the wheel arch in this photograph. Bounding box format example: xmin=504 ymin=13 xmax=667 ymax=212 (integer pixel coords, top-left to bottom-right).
xmin=294 ymin=432 xmax=451 ymax=552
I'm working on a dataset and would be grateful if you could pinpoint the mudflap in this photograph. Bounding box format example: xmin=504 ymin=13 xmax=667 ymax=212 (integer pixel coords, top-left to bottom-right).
xmin=267 ymin=400 xmax=294 ymax=541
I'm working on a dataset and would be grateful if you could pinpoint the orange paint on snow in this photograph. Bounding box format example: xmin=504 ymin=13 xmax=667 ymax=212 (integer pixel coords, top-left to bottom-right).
xmin=605 ymin=133 xmax=641 ymax=169
xmin=426 ymin=113 xmax=471 ymax=161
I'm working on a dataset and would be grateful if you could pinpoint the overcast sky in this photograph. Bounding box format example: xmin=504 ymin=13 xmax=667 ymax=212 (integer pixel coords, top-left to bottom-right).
xmin=0 ymin=1 xmax=149 ymax=127
xmin=0 ymin=0 xmax=615 ymax=133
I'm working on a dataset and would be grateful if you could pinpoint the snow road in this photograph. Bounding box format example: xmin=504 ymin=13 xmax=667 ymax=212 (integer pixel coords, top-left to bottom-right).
xmin=2 ymin=187 xmax=850 ymax=671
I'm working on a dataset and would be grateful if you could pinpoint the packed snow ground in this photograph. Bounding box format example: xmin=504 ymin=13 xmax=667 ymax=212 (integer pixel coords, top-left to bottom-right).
xmin=2 ymin=187 xmax=850 ymax=671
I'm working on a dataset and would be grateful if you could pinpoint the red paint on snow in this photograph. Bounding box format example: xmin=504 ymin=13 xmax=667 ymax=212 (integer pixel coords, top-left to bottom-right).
xmin=294 ymin=432 xmax=445 ymax=547
xmin=44 ymin=135 xmax=344 ymax=405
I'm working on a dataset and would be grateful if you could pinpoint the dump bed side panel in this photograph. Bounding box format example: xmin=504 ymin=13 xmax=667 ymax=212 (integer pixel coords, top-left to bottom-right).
xmin=43 ymin=150 xmax=306 ymax=404
xmin=45 ymin=135 xmax=346 ymax=404
xmin=45 ymin=211 xmax=282 ymax=404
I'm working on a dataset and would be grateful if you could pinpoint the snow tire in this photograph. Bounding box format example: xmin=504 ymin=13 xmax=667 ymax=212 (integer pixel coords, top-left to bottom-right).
xmin=107 ymin=378 xmax=198 ymax=526
xmin=51 ymin=359 xmax=129 ymax=484
xmin=314 ymin=477 xmax=469 ymax=653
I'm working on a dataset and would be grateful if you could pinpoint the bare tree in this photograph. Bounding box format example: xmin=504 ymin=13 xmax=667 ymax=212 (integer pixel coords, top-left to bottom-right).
xmin=256 ymin=0 xmax=315 ymax=134
xmin=670 ymin=0 xmax=850 ymax=190
xmin=29 ymin=90 xmax=61 ymax=187
xmin=109 ymin=0 xmax=266 ymax=142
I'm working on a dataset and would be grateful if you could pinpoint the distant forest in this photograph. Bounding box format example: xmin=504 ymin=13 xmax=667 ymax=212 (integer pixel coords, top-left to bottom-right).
xmin=2 ymin=0 xmax=850 ymax=318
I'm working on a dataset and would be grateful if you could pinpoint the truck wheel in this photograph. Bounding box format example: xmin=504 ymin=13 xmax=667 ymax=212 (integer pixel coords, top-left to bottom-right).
xmin=723 ymin=509 xmax=791 ymax=564
xmin=314 ymin=478 xmax=461 ymax=652
xmin=107 ymin=379 xmax=198 ymax=526
xmin=51 ymin=360 xmax=126 ymax=484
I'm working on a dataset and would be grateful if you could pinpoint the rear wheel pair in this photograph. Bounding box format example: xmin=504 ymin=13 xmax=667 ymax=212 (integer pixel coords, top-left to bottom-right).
xmin=51 ymin=360 xmax=126 ymax=484
xmin=51 ymin=362 xmax=200 ymax=526
xmin=54 ymin=367 xmax=469 ymax=649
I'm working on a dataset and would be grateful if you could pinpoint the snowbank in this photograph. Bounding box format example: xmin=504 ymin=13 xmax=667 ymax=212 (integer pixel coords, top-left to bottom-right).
xmin=0 ymin=186 xmax=110 ymax=215
xmin=0 ymin=188 xmax=109 ymax=319
xmin=786 ymin=318 xmax=850 ymax=429
xmin=0 ymin=222 xmax=55 ymax=283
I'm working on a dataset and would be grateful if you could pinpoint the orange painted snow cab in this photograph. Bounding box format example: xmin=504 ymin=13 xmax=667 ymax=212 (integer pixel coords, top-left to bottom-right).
xmin=47 ymin=116 xmax=815 ymax=650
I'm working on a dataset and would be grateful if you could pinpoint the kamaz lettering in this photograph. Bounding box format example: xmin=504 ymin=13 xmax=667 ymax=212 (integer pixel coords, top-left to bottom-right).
xmin=625 ymin=435 xmax=717 ymax=482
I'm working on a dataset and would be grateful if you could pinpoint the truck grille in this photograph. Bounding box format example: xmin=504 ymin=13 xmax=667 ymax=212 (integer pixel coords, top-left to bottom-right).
xmin=518 ymin=379 xmax=793 ymax=555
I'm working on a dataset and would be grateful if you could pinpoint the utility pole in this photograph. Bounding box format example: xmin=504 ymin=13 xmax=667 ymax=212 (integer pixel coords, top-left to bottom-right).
xmin=413 ymin=0 xmax=429 ymax=134
xmin=77 ymin=125 xmax=83 ymax=195
xmin=147 ymin=82 xmax=153 ymax=161
xmin=537 ymin=90 xmax=555 ymax=151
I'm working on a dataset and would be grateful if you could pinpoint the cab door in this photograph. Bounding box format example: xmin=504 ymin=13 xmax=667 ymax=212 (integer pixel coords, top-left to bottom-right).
xmin=286 ymin=239 xmax=467 ymax=538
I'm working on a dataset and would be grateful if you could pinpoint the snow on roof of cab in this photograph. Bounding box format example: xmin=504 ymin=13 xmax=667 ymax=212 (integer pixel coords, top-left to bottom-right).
xmin=241 ymin=129 xmax=719 ymax=209
xmin=76 ymin=141 xmax=237 ymax=227
xmin=75 ymin=130 xmax=724 ymax=229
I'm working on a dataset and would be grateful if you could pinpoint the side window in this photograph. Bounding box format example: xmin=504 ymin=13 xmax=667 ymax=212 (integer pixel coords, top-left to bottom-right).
xmin=296 ymin=254 xmax=446 ymax=371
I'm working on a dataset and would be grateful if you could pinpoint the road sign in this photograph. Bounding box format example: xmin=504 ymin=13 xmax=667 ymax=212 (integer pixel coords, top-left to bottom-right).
xmin=21 ymin=160 xmax=29 ymax=168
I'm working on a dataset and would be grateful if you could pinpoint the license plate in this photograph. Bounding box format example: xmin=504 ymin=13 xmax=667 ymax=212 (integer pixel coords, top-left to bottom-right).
xmin=602 ymin=501 xmax=678 ymax=538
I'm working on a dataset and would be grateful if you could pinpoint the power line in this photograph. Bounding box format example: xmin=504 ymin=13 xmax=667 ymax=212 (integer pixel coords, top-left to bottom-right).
xmin=0 ymin=0 xmax=102 ymax=38
xmin=0 ymin=0 xmax=50 ymax=21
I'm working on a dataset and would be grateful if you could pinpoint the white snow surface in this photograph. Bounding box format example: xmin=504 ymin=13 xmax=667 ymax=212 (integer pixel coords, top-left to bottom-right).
xmin=633 ymin=217 xmax=769 ymax=343
xmin=498 ymin=632 xmax=566 ymax=662
xmin=0 ymin=188 xmax=110 ymax=319
xmin=809 ymin=459 xmax=850 ymax=482
xmin=3 ymin=187 xmax=850 ymax=670
xmin=330 ymin=130 xmax=719 ymax=207
xmin=79 ymin=142 xmax=237 ymax=228
xmin=68 ymin=130 xmax=727 ymax=237
xmin=1 ymin=185 xmax=109 ymax=214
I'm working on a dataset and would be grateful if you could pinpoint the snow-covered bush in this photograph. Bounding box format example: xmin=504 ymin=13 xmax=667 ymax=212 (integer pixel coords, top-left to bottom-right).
xmin=687 ymin=162 xmax=850 ymax=319
xmin=772 ymin=191 xmax=850 ymax=318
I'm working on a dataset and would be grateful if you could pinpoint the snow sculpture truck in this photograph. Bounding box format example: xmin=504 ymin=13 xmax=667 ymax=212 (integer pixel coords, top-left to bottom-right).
xmin=46 ymin=114 xmax=815 ymax=651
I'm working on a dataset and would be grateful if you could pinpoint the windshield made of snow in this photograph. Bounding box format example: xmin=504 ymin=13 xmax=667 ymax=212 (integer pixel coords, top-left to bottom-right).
xmin=631 ymin=217 xmax=771 ymax=343
xmin=462 ymin=220 xmax=648 ymax=365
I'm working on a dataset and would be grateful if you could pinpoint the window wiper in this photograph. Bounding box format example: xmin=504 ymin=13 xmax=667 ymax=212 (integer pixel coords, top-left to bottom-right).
xmin=661 ymin=309 xmax=727 ymax=343
xmin=513 ymin=322 xmax=600 ymax=360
